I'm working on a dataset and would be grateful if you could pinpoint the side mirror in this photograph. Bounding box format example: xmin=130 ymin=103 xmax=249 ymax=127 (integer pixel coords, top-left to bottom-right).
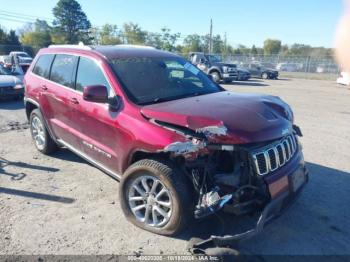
xmin=83 ymin=85 xmax=108 ymax=103
xmin=199 ymin=58 xmax=206 ymax=64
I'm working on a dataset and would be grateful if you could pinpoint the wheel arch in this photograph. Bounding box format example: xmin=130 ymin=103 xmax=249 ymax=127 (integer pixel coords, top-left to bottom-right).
xmin=208 ymin=68 xmax=222 ymax=78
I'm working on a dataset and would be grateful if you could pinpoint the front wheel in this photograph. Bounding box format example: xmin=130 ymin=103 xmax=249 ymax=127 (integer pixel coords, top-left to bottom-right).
xmin=120 ymin=159 xmax=193 ymax=236
xmin=210 ymin=71 xmax=221 ymax=83
xmin=262 ymin=72 xmax=269 ymax=79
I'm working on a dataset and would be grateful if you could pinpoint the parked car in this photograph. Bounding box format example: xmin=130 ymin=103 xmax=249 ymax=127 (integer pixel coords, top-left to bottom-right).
xmin=244 ymin=63 xmax=279 ymax=79
xmin=0 ymin=64 xmax=24 ymax=99
xmin=24 ymin=45 xmax=308 ymax=239
xmin=9 ymin=51 xmax=33 ymax=73
xmin=236 ymin=68 xmax=251 ymax=81
xmin=337 ymin=71 xmax=350 ymax=86
xmin=276 ymin=63 xmax=299 ymax=72
xmin=189 ymin=52 xmax=238 ymax=83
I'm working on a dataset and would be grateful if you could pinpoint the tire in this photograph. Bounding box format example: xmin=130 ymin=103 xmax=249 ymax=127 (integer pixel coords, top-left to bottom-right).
xmin=210 ymin=71 xmax=221 ymax=83
xmin=262 ymin=72 xmax=269 ymax=79
xmin=29 ymin=109 xmax=58 ymax=154
xmin=120 ymin=159 xmax=193 ymax=236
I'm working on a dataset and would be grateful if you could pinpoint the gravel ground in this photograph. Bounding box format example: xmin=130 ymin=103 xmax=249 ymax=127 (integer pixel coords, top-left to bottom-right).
xmin=0 ymin=78 xmax=350 ymax=255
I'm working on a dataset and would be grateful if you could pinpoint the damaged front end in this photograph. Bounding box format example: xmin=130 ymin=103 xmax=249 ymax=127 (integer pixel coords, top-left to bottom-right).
xmin=153 ymin=118 xmax=308 ymax=247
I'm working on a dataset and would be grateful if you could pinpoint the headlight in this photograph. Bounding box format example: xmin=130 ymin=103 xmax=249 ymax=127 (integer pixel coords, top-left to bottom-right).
xmin=222 ymin=66 xmax=228 ymax=73
xmin=14 ymin=84 xmax=24 ymax=89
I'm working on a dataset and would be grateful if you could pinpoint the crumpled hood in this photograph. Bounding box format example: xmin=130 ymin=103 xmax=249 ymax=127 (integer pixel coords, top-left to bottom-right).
xmin=0 ymin=75 xmax=22 ymax=87
xmin=141 ymin=91 xmax=293 ymax=144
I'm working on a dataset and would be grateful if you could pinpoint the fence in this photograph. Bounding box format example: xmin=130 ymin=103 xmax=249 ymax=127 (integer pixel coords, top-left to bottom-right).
xmin=222 ymin=54 xmax=340 ymax=80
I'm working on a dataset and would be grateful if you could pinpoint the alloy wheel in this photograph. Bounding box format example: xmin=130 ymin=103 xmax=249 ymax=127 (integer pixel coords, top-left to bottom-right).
xmin=31 ymin=116 xmax=45 ymax=150
xmin=128 ymin=175 xmax=173 ymax=228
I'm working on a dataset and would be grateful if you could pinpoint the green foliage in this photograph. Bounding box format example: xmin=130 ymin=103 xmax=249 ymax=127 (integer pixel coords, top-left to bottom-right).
xmin=92 ymin=24 xmax=122 ymax=45
xmin=122 ymin=22 xmax=146 ymax=45
xmin=0 ymin=26 xmax=22 ymax=54
xmin=52 ymin=0 xmax=91 ymax=44
xmin=263 ymin=39 xmax=282 ymax=55
xmin=20 ymin=20 xmax=52 ymax=48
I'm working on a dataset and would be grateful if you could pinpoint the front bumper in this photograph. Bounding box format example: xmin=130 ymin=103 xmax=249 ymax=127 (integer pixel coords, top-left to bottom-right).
xmin=191 ymin=164 xmax=308 ymax=251
xmin=0 ymin=86 xmax=24 ymax=97
xmin=222 ymin=73 xmax=238 ymax=80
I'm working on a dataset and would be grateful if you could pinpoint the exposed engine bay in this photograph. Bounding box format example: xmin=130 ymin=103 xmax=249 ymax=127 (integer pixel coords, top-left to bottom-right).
xmin=178 ymin=147 xmax=270 ymax=219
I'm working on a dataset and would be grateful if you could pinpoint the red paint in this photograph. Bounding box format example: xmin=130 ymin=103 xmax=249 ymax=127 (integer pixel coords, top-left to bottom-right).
xmin=24 ymin=46 xmax=296 ymax=176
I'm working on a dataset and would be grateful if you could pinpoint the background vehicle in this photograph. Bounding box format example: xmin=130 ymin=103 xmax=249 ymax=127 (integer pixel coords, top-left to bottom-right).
xmin=9 ymin=51 xmax=33 ymax=73
xmin=236 ymin=67 xmax=251 ymax=81
xmin=189 ymin=52 xmax=238 ymax=83
xmin=24 ymin=45 xmax=307 ymax=238
xmin=0 ymin=64 xmax=24 ymax=99
xmin=337 ymin=71 xmax=350 ymax=85
xmin=243 ymin=63 xmax=279 ymax=79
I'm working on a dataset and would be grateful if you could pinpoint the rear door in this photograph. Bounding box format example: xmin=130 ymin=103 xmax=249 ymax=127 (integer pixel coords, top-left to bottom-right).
xmin=41 ymin=54 xmax=80 ymax=148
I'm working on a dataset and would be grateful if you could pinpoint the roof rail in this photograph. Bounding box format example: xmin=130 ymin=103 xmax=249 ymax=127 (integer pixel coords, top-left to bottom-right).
xmin=48 ymin=43 xmax=92 ymax=50
xmin=115 ymin=44 xmax=155 ymax=49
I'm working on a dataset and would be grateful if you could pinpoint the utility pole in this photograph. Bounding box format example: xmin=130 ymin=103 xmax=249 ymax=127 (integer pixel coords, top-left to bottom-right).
xmin=209 ymin=19 xmax=213 ymax=54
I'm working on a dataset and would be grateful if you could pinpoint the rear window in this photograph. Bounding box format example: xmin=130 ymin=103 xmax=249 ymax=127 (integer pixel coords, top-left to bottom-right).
xmin=32 ymin=54 xmax=55 ymax=79
xmin=50 ymin=54 xmax=78 ymax=88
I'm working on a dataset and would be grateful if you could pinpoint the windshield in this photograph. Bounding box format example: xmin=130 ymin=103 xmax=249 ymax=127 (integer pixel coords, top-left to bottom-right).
xmin=110 ymin=57 xmax=222 ymax=105
xmin=205 ymin=55 xmax=222 ymax=63
xmin=0 ymin=65 xmax=12 ymax=75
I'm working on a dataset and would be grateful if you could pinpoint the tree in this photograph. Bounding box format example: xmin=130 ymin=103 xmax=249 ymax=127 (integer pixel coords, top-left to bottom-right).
xmin=123 ymin=22 xmax=146 ymax=45
xmin=212 ymin=34 xmax=224 ymax=54
xmin=263 ymin=39 xmax=281 ymax=55
xmin=0 ymin=26 xmax=22 ymax=54
xmin=52 ymin=0 xmax=92 ymax=44
xmin=20 ymin=20 xmax=52 ymax=48
xmin=158 ymin=27 xmax=180 ymax=51
xmin=92 ymin=24 xmax=122 ymax=45
xmin=182 ymin=34 xmax=204 ymax=54
xmin=251 ymin=45 xmax=258 ymax=55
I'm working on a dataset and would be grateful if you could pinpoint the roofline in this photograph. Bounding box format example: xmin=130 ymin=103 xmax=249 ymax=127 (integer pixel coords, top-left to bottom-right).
xmin=48 ymin=44 xmax=93 ymax=50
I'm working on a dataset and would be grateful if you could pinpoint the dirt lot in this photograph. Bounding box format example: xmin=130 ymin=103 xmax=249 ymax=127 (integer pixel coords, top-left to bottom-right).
xmin=1 ymin=78 xmax=350 ymax=256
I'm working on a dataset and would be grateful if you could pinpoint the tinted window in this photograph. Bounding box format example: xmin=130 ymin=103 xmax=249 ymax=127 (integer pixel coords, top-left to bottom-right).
xmin=76 ymin=57 xmax=111 ymax=94
xmin=50 ymin=54 xmax=78 ymax=88
xmin=32 ymin=54 xmax=55 ymax=79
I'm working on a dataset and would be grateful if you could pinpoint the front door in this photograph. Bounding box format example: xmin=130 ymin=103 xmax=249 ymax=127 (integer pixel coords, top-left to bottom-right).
xmin=69 ymin=56 xmax=121 ymax=174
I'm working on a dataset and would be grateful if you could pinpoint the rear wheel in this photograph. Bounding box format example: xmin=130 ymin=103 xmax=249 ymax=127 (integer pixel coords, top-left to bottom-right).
xmin=120 ymin=159 xmax=193 ymax=236
xmin=210 ymin=71 xmax=221 ymax=83
xmin=29 ymin=109 xmax=58 ymax=154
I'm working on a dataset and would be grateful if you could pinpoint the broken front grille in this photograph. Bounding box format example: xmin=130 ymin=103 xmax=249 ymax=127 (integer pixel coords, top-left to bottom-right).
xmin=252 ymin=135 xmax=298 ymax=176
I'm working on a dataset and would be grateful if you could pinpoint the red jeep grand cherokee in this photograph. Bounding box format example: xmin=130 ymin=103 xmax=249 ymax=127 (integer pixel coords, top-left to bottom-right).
xmin=24 ymin=45 xmax=308 ymax=239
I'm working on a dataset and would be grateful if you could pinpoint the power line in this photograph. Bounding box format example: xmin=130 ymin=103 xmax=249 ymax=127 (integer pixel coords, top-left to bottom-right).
xmin=0 ymin=9 xmax=53 ymax=22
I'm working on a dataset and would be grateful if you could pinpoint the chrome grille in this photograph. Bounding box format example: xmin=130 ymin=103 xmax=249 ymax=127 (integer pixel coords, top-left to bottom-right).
xmin=252 ymin=135 xmax=298 ymax=176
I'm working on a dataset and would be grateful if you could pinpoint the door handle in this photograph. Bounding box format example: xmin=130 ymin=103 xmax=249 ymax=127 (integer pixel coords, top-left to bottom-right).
xmin=69 ymin=97 xmax=79 ymax=104
xmin=41 ymin=85 xmax=48 ymax=90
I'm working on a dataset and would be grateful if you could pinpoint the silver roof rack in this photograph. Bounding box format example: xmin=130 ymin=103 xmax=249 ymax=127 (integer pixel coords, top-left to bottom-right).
xmin=115 ymin=44 xmax=155 ymax=49
xmin=48 ymin=42 xmax=92 ymax=50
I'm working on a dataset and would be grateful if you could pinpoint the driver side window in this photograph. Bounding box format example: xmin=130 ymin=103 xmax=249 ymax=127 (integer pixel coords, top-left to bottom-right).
xmin=76 ymin=57 xmax=112 ymax=96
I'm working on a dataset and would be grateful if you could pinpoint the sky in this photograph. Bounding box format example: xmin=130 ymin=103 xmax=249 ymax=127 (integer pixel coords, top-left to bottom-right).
xmin=0 ymin=0 xmax=344 ymax=48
